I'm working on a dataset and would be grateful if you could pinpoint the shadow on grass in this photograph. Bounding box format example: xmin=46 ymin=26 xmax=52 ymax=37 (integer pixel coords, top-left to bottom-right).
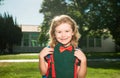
xmin=87 ymin=61 xmax=120 ymax=70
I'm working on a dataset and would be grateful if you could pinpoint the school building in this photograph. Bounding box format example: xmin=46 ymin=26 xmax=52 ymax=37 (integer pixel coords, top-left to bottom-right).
xmin=13 ymin=25 xmax=42 ymax=53
xmin=13 ymin=25 xmax=115 ymax=53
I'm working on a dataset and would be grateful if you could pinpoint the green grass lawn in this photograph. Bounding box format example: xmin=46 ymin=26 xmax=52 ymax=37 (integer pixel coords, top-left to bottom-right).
xmin=0 ymin=62 xmax=120 ymax=78
xmin=0 ymin=53 xmax=39 ymax=60
xmin=87 ymin=61 xmax=120 ymax=78
xmin=0 ymin=62 xmax=41 ymax=78
xmin=0 ymin=52 xmax=120 ymax=60
xmin=0 ymin=53 xmax=120 ymax=78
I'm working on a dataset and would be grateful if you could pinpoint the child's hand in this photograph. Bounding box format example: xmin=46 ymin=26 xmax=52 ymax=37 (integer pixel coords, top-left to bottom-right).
xmin=39 ymin=47 xmax=54 ymax=59
xmin=74 ymin=49 xmax=86 ymax=62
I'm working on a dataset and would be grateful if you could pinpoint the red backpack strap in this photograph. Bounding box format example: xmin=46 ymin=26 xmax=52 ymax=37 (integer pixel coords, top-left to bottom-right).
xmin=74 ymin=47 xmax=81 ymax=78
xmin=74 ymin=58 xmax=79 ymax=78
xmin=44 ymin=55 xmax=52 ymax=77
xmin=51 ymin=54 xmax=56 ymax=78
xmin=44 ymin=54 xmax=56 ymax=78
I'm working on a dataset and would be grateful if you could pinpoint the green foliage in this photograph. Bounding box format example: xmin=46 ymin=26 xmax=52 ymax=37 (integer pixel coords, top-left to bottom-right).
xmin=40 ymin=0 xmax=68 ymax=21
xmin=0 ymin=13 xmax=22 ymax=54
xmin=39 ymin=0 xmax=120 ymax=49
xmin=39 ymin=0 xmax=74 ymax=46
xmin=0 ymin=0 xmax=4 ymax=5
xmin=38 ymin=23 xmax=49 ymax=46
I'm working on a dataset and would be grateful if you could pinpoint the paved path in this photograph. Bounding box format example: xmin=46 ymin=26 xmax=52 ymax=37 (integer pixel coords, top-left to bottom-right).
xmin=88 ymin=58 xmax=120 ymax=62
xmin=0 ymin=58 xmax=120 ymax=62
xmin=0 ymin=53 xmax=120 ymax=62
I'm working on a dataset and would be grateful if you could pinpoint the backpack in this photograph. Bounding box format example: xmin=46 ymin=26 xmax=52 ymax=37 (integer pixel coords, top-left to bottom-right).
xmin=42 ymin=54 xmax=79 ymax=78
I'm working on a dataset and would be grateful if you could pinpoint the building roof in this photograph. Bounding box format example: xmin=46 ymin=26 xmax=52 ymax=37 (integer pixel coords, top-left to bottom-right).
xmin=20 ymin=25 xmax=41 ymax=32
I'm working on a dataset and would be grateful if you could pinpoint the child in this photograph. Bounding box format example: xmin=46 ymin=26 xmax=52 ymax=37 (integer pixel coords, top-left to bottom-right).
xmin=39 ymin=15 xmax=87 ymax=78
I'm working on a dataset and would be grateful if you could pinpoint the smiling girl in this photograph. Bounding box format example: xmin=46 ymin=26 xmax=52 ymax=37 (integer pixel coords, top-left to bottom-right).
xmin=39 ymin=15 xmax=87 ymax=78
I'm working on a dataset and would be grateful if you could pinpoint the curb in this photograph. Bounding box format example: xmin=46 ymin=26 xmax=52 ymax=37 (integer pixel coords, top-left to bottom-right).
xmin=0 ymin=59 xmax=120 ymax=62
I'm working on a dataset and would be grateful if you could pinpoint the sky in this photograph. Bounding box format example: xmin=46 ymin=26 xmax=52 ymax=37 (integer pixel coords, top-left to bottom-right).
xmin=0 ymin=0 xmax=44 ymax=25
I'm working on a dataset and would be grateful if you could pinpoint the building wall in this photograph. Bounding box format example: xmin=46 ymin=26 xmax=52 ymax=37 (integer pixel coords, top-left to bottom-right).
xmin=13 ymin=25 xmax=42 ymax=53
xmin=14 ymin=36 xmax=115 ymax=53
xmin=13 ymin=25 xmax=115 ymax=53
xmin=82 ymin=37 xmax=115 ymax=52
xmin=21 ymin=32 xmax=40 ymax=47
xmin=13 ymin=32 xmax=42 ymax=53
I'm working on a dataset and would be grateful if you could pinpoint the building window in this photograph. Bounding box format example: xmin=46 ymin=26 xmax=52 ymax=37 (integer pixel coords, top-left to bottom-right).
xmin=82 ymin=37 xmax=87 ymax=47
xmin=82 ymin=36 xmax=102 ymax=48
xmin=23 ymin=33 xmax=29 ymax=46
xmin=31 ymin=33 xmax=39 ymax=47
xmin=89 ymin=37 xmax=94 ymax=47
xmin=95 ymin=37 xmax=102 ymax=47
xmin=31 ymin=40 xmax=37 ymax=46
xmin=88 ymin=37 xmax=102 ymax=48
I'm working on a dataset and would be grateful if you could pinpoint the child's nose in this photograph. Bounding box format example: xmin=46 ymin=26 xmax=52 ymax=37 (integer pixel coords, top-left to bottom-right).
xmin=61 ymin=32 xmax=66 ymax=37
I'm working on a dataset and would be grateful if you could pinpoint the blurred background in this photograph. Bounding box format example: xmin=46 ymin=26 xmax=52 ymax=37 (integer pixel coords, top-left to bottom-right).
xmin=0 ymin=0 xmax=120 ymax=78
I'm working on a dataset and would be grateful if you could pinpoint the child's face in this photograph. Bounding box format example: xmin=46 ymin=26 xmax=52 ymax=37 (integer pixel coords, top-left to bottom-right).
xmin=55 ymin=23 xmax=73 ymax=46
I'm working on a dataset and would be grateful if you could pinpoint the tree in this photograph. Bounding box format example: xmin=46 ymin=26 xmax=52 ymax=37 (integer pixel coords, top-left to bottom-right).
xmin=74 ymin=0 xmax=120 ymax=50
xmin=0 ymin=13 xmax=22 ymax=54
xmin=39 ymin=0 xmax=120 ymax=51
xmin=38 ymin=21 xmax=49 ymax=46
xmin=39 ymin=0 xmax=69 ymax=46
xmin=0 ymin=0 xmax=4 ymax=5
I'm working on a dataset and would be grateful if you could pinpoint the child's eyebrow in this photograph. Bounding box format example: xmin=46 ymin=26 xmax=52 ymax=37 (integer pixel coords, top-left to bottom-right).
xmin=55 ymin=30 xmax=61 ymax=33
xmin=55 ymin=30 xmax=60 ymax=31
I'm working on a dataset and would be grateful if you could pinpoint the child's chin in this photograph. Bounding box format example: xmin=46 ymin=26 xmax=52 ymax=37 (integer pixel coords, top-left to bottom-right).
xmin=61 ymin=42 xmax=71 ymax=46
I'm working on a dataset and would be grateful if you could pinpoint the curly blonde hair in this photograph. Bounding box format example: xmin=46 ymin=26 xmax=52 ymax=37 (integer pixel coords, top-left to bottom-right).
xmin=48 ymin=15 xmax=80 ymax=48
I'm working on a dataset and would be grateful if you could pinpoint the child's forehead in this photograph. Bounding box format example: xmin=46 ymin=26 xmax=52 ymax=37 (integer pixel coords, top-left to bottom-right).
xmin=55 ymin=25 xmax=73 ymax=31
xmin=55 ymin=23 xmax=72 ymax=29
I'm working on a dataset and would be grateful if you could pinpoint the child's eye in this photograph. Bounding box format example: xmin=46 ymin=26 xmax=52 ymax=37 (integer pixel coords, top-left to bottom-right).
xmin=66 ymin=30 xmax=69 ymax=32
xmin=57 ymin=31 xmax=61 ymax=33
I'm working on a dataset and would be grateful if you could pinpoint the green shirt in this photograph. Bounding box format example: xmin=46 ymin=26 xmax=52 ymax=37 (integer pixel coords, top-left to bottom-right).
xmin=48 ymin=43 xmax=76 ymax=78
